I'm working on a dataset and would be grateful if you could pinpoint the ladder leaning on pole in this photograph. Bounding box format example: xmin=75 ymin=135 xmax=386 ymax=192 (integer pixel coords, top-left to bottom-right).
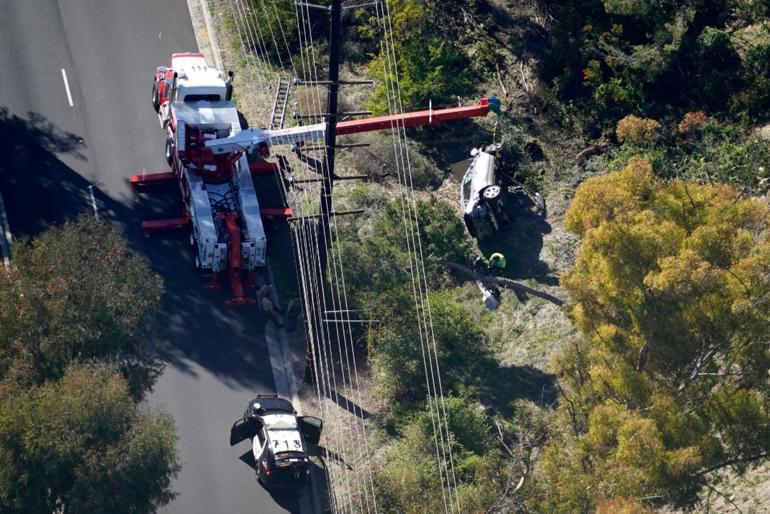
xmin=269 ymin=76 xmax=292 ymax=130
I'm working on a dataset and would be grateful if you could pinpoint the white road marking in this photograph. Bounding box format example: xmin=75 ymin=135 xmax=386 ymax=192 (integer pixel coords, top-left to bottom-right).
xmin=87 ymin=185 xmax=98 ymax=218
xmin=61 ymin=68 xmax=74 ymax=107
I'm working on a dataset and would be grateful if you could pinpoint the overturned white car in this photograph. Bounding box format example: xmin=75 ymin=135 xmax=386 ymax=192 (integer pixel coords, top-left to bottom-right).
xmin=460 ymin=143 xmax=545 ymax=240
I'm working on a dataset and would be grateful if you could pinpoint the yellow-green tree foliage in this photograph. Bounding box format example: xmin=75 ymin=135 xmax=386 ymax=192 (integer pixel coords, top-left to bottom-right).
xmin=539 ymin=158 xmax=770 ymax=510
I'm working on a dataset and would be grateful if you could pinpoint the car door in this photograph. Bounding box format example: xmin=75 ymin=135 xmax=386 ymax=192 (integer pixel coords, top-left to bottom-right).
xmin=230 ymin=416 xmax=261 ymax=446
xmin=253 ymin=427 xmax=268 ymax=461
xmin=298 ymin=416 xmax=323 ymax=445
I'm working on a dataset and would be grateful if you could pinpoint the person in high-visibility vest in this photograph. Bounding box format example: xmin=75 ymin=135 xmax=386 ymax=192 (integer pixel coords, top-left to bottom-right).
xmin=489 ymin=252 xmax=506 ymax=271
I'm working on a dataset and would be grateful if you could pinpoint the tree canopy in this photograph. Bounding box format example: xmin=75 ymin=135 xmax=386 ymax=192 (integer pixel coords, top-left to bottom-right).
xmin=0 ymin=364 xmax=179 ymax=514
xmin=0 ymin=217 xmax=177 ymax=513
xmin=544 ymin=0 xmax=770 ymax=125
xmin=0 ymin=216 xmax=164 ymax=397
xmin=536 ymin=158 xmax=770 ymax=510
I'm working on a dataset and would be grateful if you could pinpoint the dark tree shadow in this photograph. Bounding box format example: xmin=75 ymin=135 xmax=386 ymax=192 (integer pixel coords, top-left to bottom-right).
xmin=477 ymin=362 xmax=556 ymax=418
xmin=478 ymin=192 xmax=552 ymax=281
xmin=0 ymin=107 xmax=90 ymax=236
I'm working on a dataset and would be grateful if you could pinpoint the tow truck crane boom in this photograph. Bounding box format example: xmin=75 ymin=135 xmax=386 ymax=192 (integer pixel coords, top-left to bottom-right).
xmin=205 ymin=97 xmax=500 ymax=155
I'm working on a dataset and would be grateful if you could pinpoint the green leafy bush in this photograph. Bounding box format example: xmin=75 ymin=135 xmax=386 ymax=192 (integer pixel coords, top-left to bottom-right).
xmin=371 ymin=290 xmax=492 ymax=406
xmin=373 ymin=397 xmax=506 ymax=514
xmin=0 ymin=364 xmax=179 ymax=513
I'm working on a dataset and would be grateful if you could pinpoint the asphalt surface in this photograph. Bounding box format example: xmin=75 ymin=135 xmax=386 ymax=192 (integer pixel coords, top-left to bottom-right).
xmin=0 ymin=1 xmax=304 ymax=512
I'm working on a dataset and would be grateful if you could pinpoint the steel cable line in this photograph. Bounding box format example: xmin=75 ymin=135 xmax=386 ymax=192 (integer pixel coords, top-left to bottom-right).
xmin=370 ymin=0 xmax=451 ymax=499
xmin=296 ymin=9 xmax=380 ymax=511
xmin=296 ymin=6 xmax=372 ymax=511
xmin=269 ymin=0 xmax=297 ymax=75
xmin=225 ymin=2 xmax=383 ymax=510
xmin=363 ymin=6 xmax=455 ymax=513
xmin=237 ymin=0 xmax=274 ymax=74
xmin=292 ymin=14 xmax=351 ymax=514
xmin=256 ymin=0 xmax=286 ymax=69
xmin=221 ymin=4 xmax=343 ymax=511
xmin=373 ymin=1 xmax=462 ymax=510
xmin=379 ymin=3 xmax=463 ymax=508
xmin=220 ymin=7 xmax=353 ymax=511
xmin=226 ymin=0 xmax=268 ymax=92
xmin=291 ymin=5 xmax=358 ymax=511
xmin=218 ymin=6 xmax=344 ymax=512
xmin=298 ymin=10 xmax=385 ymax=511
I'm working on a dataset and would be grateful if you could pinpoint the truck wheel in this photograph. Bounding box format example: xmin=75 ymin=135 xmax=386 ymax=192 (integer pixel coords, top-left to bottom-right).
xmin=152 ymin=79 xmax=160 ymax=113
xmin=165 ymin=137 xmax=174 ymax=166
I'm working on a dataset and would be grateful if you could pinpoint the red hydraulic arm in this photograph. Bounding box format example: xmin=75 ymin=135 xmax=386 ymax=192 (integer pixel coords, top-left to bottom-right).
xmin=335 ymin=97 xmax=499 ymax=136
xmin=221 ymin=212 xmax=256 ymax=306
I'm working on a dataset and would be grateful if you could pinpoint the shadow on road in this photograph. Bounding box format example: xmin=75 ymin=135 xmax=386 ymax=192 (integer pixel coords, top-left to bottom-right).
xmin=0 ymin=107 xmax=89 ymax=235
xmin=0 ymin=107 xmax=273 ymax=390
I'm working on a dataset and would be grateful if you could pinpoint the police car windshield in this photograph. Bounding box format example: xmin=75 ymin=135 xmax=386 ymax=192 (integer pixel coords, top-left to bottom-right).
xmin=263 ymin=414 xmax=297 ymax=429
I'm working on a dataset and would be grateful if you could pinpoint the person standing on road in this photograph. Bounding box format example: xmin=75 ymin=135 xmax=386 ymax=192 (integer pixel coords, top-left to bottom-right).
xmin=257 ymin=284 xmax=283 ymax=327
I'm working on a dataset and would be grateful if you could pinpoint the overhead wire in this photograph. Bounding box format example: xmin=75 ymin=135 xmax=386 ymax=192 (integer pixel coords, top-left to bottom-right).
xmin=296 ymin=4 xmax=372 ymax=511
xmin=220 ymin=3 xmax=345 ymax=512
xmin=290 ymin=3 xmax=383 ymax=510
xmin=225 ymin=0 xmax=268 ymax=93
xmin=291 ymin=5 xmax=348 ymax=512
xmin=222 ymin=1 xmax=448 ymax=510
xmin=292 ymin=4 xmax=358 ymax=512
xmin=372 ymin=0 xmax=462 ymax=511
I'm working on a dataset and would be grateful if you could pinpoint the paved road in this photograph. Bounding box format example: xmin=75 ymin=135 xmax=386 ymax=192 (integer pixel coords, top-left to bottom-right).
xmin=0 ymin=1 xmax=304 ymax=512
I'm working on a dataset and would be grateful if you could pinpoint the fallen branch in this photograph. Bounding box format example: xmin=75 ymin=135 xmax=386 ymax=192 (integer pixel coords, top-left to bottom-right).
xmin=437 ymin=260 xmax=564 ymax=307
xmin=495 ymin=62 xmax=509 ymax=98
xmin=575 ymin=141 xmax=609 ymax=165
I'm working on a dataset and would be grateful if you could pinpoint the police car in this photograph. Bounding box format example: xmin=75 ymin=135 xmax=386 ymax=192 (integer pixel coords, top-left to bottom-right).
xmin=230 ymin=395 xmax=323 ymax=488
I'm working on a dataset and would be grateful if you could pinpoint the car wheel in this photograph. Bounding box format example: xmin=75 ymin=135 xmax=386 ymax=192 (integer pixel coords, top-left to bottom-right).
xmin=481 ymin=184 xmax=502 ymax=202
xmin=165 ymin=137 xmax=174 ymax=166
xmin=152 ymin=79 xmax=160 ymax=112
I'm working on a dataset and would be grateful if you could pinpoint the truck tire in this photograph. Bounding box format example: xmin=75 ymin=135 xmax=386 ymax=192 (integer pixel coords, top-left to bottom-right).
xmin=152 ymin=79 xmax=160 ymax=113
xmin=165 ymin=137 xmax=174 ymax=166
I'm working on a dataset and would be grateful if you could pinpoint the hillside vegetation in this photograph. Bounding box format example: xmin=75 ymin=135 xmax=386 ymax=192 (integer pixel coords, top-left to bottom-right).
xmin=232 ymin=0 xmax=770 ymax=511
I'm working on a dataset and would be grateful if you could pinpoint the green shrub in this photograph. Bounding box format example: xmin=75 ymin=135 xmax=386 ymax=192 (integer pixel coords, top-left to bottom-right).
xmin=373 ymin=397 xmax=506 ymax=513
xmin=371 ymin=290 xmax=492 ymax=406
